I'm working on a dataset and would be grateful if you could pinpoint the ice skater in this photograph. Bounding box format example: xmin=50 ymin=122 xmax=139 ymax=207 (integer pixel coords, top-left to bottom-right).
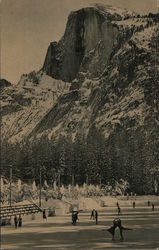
xmin=90 ymin=209 xmax=95 ymax=220
xmin=14 ymin=215 xmax=18 ymax=229
xmin=72 ymin=211 xmax=78 ymax=225
xmin=117 ymin=205 xmax=121 ymax=215
xmin=18 ymin=215 xmax=22 ymax=227
xmin=106 ymin=218 xmax=132 ymax=241
xmin=42 ymin=209 xmax=47 ymax=220
xmin=95 ymin=210 xmax=98 ymax=225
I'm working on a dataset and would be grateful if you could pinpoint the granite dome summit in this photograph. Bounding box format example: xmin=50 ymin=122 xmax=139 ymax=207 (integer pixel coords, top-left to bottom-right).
xmin=42 ymin=7 xmax=120 ymax=81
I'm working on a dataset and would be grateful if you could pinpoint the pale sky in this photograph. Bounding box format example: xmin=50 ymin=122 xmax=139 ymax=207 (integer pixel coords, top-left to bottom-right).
xmin=1 ymin=0 xmax=158 ymax=83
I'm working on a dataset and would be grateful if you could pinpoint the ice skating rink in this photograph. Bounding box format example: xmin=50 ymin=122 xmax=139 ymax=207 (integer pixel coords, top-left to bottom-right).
xmin=1 ymin=206 xmax=159 ymax=250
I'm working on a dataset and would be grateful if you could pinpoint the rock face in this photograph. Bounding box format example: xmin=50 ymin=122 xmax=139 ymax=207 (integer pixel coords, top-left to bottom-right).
xmin=0 ymin=79 xmax=11 ymax=89
xmin=42 ymin=7 xmax=118 ymax=81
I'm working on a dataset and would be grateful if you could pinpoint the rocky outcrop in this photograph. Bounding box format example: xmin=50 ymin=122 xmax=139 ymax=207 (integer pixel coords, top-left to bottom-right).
xmin=42 ymin=7 xmax=118 ymax=81
xmin=0 ymin=79 xmax=11 ymax=89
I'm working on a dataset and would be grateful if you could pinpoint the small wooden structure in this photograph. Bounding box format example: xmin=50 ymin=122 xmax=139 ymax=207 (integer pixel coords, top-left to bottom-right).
xmin=0 ymin=203 xmax=42 ymax=220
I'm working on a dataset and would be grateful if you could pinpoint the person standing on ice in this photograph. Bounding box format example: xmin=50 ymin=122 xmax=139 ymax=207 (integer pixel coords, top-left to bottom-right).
xmin=117 ymin=205 xmax=121 ymax=215
xmin=14 ymin=215 xmax=18 ymax=229
xmin=72 ymin=211 xmax=78 ymax=225
xmin=95 ymin=210 xmax=98 ymax=225
xmin=18 ymin=215 xmax=22 ymax=227
xmin=42 ymin=209 xmax=47 ymax=220
xmin=90 ymin=209 xmax=95 ymax=220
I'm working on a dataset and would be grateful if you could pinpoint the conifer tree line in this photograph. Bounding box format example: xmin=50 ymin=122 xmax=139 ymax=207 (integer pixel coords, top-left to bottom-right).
xmin=1 ymin=125 xmax=159 ymax=195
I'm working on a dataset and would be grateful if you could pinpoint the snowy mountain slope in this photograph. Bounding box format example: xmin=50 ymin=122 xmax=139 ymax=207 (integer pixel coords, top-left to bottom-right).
xmin=1 ymin=6 xmax=159 ymax=145
xmin=1 ymin=72 xmax=71 ymax=142
xmin=28 ymin=9 xmax=159 ymax=143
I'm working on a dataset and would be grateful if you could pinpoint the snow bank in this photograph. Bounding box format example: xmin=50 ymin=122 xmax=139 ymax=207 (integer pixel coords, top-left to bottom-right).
xmin=78 ymin=197 xmax=101 ymax=210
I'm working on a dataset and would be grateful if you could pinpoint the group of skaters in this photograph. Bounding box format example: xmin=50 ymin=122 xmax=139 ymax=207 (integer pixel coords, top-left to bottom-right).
xmin=14 ymin=215 xmax=22 ymax=228
xmin=14 ymin=209 xmax=47 ymax=229
xmin=148 ymin=200 xmax=155 ymax=211
xmin=71 ymin=199 xmax=157 ymax=241
xmin=13 ymin=199 xmax=156 ymax=242
xmin=71 ymin=209 xmax=98 ymax=226
xmin=118 ymin=200 xmax=155 ymax=211
xmin=72 ymin=208 xmax=131 ymax=241
xmin=133 ymin=200 xmax=155 ymax=211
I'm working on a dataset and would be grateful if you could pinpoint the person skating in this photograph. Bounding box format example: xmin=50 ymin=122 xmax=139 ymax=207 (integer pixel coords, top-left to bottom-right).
xmin=18 ymin=215 xmax=22 ymax=227
xmin=152 ymin=203 xmax=155 ymax=211
xmin=107 ymin=218 xmax=132 ymax=241
xmin=75 ymin=212 xmax=79 ymax=224
xmin=95 ymin=210 xmax=98 ymax=225
xmin=90 ymin=209 xmax=95 ymax=220
xmin=43 ymin=209 xmax=47 ymax=220
xmin=117 ymin=205 xmax=121 ymax=215
xmin=72 ymin=212 xmax=75 ymax=225
xmin=72 ymin=211 xmax=78 ymax=225
xmin=14 ymin=215 xmax=18 ymax=229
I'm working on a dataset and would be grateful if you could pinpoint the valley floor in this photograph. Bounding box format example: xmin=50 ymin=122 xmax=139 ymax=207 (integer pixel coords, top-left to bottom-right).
xmin=1 ymin=205 xmax=159 ymax=250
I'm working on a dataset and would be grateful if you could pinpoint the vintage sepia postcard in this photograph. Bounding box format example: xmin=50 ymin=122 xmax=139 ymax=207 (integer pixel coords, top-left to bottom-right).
xmin=0 ymin=0 xmax=159 ymax=249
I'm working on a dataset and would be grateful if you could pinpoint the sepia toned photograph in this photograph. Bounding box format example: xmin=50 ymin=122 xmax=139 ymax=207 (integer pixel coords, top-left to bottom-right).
xmin=0 ymin=0 xmax=159 ymax=249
